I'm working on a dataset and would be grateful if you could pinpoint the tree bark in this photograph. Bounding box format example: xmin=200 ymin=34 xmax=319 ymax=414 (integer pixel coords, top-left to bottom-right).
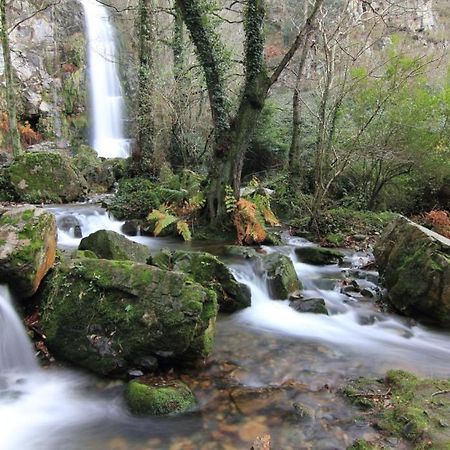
xmin=0 ymin=0 xmax=22 ymax=157
xmin=136 ymin=0 xmax=156 ymax=174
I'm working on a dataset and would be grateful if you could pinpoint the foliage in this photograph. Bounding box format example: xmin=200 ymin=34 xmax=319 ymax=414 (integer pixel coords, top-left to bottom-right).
xmin=18 ymin=122 xmax=42 ymax=146
xmin=147 ymin=205 xmax=192 ymax=241
xmin=418 ymin=210 xmax=450 ymax=238
xmin=224 ymin=178 xmax=280 ymax=245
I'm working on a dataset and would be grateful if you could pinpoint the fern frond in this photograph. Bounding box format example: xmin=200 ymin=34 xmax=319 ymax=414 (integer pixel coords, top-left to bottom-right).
xmin=177 ymin=220 xmax=192 ymax=241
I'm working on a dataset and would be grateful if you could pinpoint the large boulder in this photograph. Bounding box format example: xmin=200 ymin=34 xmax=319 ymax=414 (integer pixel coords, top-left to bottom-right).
xmin=79 ymin=230 xmax=150 ymax=263
xmin=72 ymin=145 xmax=127 ymax=193
xmin=374 ymin=216 xmax=450 ymax=325
xmin=126 ymin=379 xmax=196 ymax=416
xmin=39 ymin=258 xmax=218 ymax=376
xmin=151 ymin=249 xmax=251 ymax=313
xmin=7 ymin=152 xmax=88 ymax=203
xmin=295 ymin=246 xmax=344 ymax=265
xmin=262 ymin=253 xmax=301 ymax=299
xmin=0 ymin=206 xmax=56 ymax=297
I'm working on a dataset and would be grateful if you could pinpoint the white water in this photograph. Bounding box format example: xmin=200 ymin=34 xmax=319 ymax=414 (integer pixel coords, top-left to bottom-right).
xmin=79 ymin=0 xmax=130 ymax=158
xmin=0 ymin=286 xmax=37 ymax=373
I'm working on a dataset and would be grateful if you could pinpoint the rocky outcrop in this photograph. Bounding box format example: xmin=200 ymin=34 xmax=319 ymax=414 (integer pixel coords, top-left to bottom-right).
xmin=289 ymin=297 xmax=328 ymax=315
xmin=126 ymin=379 xmax=196 ymax=416
xmin=39 ymin=258 xmax=218 ymax=376
xmin=295 ymin=246 xmax=344 ymax=265
xmin=0 ymin=205 xmax=56 ymax=297
xmin=7 ymin=151 xmax=88 ymax=203
xmin=374 ymin=216 xmax=450 ymax=325
xmin=79 ymin=230 xmax=150 ymax=264
xmin=262 ymin=253 xmax=301 ymax=299
xmin=151 ymin=249 xmax=251 ymax=313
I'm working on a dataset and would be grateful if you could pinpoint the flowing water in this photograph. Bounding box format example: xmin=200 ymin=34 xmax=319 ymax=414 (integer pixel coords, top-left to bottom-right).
xmin=2 ymin=204 xmax=450 ymax=449
xmin=79 ymin=0 xmax=130 ymax=158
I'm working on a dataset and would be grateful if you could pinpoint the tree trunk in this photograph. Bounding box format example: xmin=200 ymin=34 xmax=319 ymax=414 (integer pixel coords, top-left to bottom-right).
xmin=135 ymin=0 xmax=156 ymax=174
xmin=0 ymin=0 xmax=21 ymax=157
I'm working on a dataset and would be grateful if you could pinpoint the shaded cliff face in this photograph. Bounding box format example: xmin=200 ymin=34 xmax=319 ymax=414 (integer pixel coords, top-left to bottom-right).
xmin=0 ymin=0 xmax=86 ymax=144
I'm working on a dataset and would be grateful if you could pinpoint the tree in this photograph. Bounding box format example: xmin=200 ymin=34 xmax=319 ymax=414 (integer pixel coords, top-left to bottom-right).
xmin=135 ymin=0 xmax=156 ymax=175
xmin=175 ymin=0 xmax=324 ymax=225
xmin=0 ymin=0 xmax=21 ymax=157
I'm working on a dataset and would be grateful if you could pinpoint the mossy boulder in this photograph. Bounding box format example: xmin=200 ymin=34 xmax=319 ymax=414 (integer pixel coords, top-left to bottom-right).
xmin=7 ymin=151 xmax=88 ymax=203
xmin=39 ymin=258 xmax=218 ymax=376
xmin=0 ymin=206 xmax=56 ymax=297
xmin=126 ymin=379 xmax=196 ymax=416
xmin=79 ymin=230 xmax=150 ymax=263
xmin=343 ymin=370 xmax=450 ymax=448
xmin=262 ymin=253 xmax=301 ymax=299
xmin=72 ymin=145 xmax=127 ymax=193
xmin=151 ymin=249 xmax=251 ymax=313
xmin=295 ymin=246 xmax=344 ymax=265
xmin=374 ymin=216 xmax=450 ymax=325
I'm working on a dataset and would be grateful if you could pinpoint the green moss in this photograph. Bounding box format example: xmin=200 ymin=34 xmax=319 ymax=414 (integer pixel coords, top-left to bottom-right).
xmin=347 ymin=439 xmax=380 ymax=450
xmin=343 ymin=370 xmax=450 ymax=449
xmin=126 ymin=380 xmax=196 ymax=416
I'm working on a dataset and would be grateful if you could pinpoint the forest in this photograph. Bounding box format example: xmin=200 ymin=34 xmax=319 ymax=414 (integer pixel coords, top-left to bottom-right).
xmin=0 ymin=0 xmax=449 ymax=449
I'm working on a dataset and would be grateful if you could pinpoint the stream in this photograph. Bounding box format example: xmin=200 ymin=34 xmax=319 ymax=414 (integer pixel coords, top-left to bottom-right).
xmin=1 ymin=204 xmax=450 ymax=449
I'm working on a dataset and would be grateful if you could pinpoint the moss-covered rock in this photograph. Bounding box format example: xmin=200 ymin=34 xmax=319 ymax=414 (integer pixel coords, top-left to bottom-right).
xmin=289 ymin=297 xmax=328 ymax=315
xmin=262 ymin=253 xmax=301 ymax=299
xmin=79 ymin=230 xmax=150 ymax=263
xmin=0 ymin=206 xmax=56 ymax=297
xmin=126 ymin=379 xmax=196 ymax=416
xmin=295 ymin=246 xmax=344 ymax=265
xmin=374 ymin=216 xmax=450 ymax=325
xmin=151 ymin=249 xmax=251 ymax=313
xmin=7 ymin=151 xmax=88 ymax=203
xmin=343 ymin=370 xmax=450 ymax=449
xmin=39 ymin=258 xmax=218 ymax=376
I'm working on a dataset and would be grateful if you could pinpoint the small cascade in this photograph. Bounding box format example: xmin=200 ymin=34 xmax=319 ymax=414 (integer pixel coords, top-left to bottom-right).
xmin=79 ymin=0 xmax=130 ymax=158
xmin=0 ymin=286 xmax=37 ymax=374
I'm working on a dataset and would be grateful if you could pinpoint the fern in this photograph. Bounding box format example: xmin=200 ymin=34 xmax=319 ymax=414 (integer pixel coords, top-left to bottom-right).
xmin=147 ymin=206 xmax=192 ymax=241
xmin=233 ymin=198 xmax=267 ymax=245
xmin=224 ymin=185 xmax=237 ymax=213
xmin=177 ymin=220 xmax=192 ymax=241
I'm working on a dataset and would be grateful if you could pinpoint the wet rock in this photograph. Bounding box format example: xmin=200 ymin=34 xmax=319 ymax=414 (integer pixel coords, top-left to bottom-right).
xmin=57 ymin=215 xmax=81 ymax=232
xmin=262 ymin=231 xmax=284 ymax=246
xmin=73 ymin=225 xmax=82 ymax=238
xmin=79 ymin=230 xmax=150 ymax=263
xmin=289 ymin=298 xmax=328 ymax=315
xmin=7 ymin=152 xmax=88 ymax=204
xmin=262 ymin=253 xmax=301 ymax=299
xmin=126 ymin=379 xmax=196 ymax=416
xmin=224 ymin=245 xmax=262 ymax=260
xmin=72 ymin=145 xmax=120 ymax=193
xmin=151 ymin=249 xmax=251 ymax=313
xmin=121 ymin=220 xmax=140 ymax=236
xmin=295 ymin=246 xmax=344 ymax=265
xmin=251 ymin=434 xmax=271 ymax=450
xmin=127 ymin=370 xmax=144 ymax=379
xmin=0 ymin=206 xmax=56 ymax=297
xmin=39 ymin=258 xmax=218 ymax=376
xmin=374 ymin=216 xmax=450 ymax=325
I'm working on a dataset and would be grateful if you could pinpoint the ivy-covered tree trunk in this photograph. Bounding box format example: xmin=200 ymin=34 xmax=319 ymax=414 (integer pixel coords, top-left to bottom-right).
xmin=136 ymin=0 xmax=156 ymax=174
xmin=176 ymin=0 xmax=323 ymax=225
xmin=0 ymin=0 xmax=22 ymax=157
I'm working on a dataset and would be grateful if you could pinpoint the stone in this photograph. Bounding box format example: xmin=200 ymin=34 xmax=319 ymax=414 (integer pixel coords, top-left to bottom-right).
xmin=262 ymin=253 xmax=301 ymax=299
xmin=126 ymin=379 xmax=195 ymax=416
xmin=151 ymin=249 xmax=251 ymax=313
xmin=295 ymin=246 xmax=345 ymax=265
xmin=289 ymin=298 xmax=328 ymax=315
xmin=72 ymin=145 xmax=117 ymax=193
xmin=7 ymin=152 xmax=88 ymax=204
xmin=39 ymin=258 xmax=218 ymax=376
xmin=79 ymin=230 xmax=150 ymax=264
xmin=0 ymin=206 xmax=56 ymax=297
xmin=121 ymin=220 xmax=140 ymax=236
xmin=374 ymin=216 xmax=450 ymax=325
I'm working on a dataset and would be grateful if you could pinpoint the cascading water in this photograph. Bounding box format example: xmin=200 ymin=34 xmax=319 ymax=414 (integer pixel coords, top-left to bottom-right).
xmin=79 ymin=0 xmax=130 ymax=158
xmin=0 ymin=285 xmax=37 ymax=373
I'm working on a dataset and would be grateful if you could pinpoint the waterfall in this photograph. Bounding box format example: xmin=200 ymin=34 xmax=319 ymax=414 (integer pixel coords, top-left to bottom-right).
xmin=79 ymin=0 xmax=130 ymax=158
xmin=0 ymin=285 xmax=37 ymax=373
